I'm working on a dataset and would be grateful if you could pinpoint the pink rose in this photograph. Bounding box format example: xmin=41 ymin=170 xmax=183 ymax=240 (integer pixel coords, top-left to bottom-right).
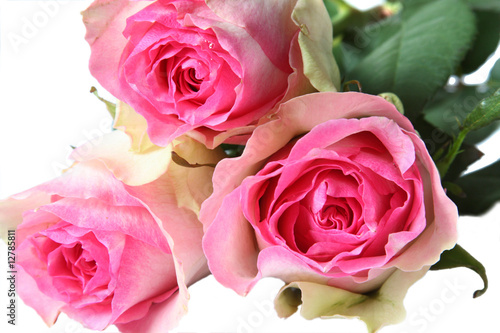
xmin=82 ymin=0 xmax=340 ymax=148
xmin=201 ymin=92 xmax=458 ymax=329
xmin=0 ymin=132 xmax=220 ymax=332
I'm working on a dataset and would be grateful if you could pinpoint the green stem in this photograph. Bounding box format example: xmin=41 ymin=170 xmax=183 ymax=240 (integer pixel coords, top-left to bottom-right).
xmin=436 ymin=129 xmax=469 ymax=179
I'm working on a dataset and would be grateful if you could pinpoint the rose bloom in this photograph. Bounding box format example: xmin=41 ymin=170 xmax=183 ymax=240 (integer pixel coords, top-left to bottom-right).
xmin=0 ymin=131 xmax=221 ymax=332
xmin=201 ymin=92 xmax=458 ymax=329
xmin=83 ymin=0 xmax=339 ymax=148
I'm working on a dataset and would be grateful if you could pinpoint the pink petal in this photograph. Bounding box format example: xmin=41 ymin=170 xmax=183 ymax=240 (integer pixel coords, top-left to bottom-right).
xmin=40 ymin=198 xmax=170 ymax=254
xmin=205 ymin=0 xmax=298 ymax=73
xmin=388 ymin=132 xmax=458 ymax=270
xmin=82 ymin=0 xmax=152 ymax=98
xmin=17 ymin=266 xmax=65 ymax=326
xmin=256 ymin=246 xmax=391 ymax=294
xmin=202 ymin=188 xmax=259 ymax=295
xmin=116 ymin=291 xmax=185 ymax=333
xmin=35 ymin=161 xmax=143 ymax=207
xmin=111 ymin=236 xmax=177 ymax=322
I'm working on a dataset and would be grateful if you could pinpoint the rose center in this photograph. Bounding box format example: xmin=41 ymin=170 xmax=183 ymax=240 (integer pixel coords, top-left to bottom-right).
xmin=158 ymin=57 xmax=205 ymax=95
xmin=47 ymin=242 xmax=99 ymax=292
xmin=318 ymin=203 xmax=351 ymax=229
xmin=183 ymin=67 xmax=203 ymax=92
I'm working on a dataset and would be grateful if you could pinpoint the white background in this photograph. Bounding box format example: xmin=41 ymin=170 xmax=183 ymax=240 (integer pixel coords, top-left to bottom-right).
xmin=0 ymin=1 xmax=499 ymax=333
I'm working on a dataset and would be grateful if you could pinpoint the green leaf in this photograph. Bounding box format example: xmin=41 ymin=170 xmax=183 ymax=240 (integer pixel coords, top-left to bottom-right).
xmin=431 ymin=244 xmax=488 ymax=298
xmin=346 ymin=0 xmax=476 ymax=119
xmin=465 ymin=0 xmax=500 ymax=11
xmin=461 ymin=11 xmax=500 ymax=74
xmin=434 ymin=87 xmax=500 ymax=177
xmin=332 ymin=40 xmax=363 ymax=77
xmin=462 ymin=88 xmax=500 ymax=132
xmin=323 ymin=0 xmax=352 ymax=29
xmin=90 ymin=86 xmax=116 ymax=118
xmin=449 ymin=159 xmax=500 ymax=215
xmin=424 ymin=85 xmax=500 ymax=145
xmin=415 ymin=114 xmax=483 ymax=181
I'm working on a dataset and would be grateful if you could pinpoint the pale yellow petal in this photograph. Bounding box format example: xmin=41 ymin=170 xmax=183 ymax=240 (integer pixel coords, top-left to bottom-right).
xmin=275 ymin=268 xmax=429 ymax=333
xmin=71 ymin=130 xmax=172 ymax=186
xmin=169 ymin=137 xmax=225 ymax=215
xmin=114 ymin=101 xmax=156 ymax=153
xmin=292 ymin=0 xmax=341 ymax=92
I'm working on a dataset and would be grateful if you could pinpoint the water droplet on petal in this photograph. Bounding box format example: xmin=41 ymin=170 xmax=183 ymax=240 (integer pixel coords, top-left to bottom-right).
xmin=208 ymin=42 xmax=214 ymax=49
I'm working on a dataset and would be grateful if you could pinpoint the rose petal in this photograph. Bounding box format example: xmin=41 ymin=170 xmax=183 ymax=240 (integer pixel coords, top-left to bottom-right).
xmin=71 ymin=130 xmax=172 ymax=186
xmin=111 ymin=236 xmax=177 ymax=322
xmin=292 ymin=0 xmax=341 ymax=91
xmin=123 ymin=162 xmax=212 ymax=328
xmin=257 ymin=246 xmax=394 ymax=294
xmin=388 ymin=132 xmax=458 ymax=271
xmin=31 ymin=160 xmax=142 ymax=207
xmin=113 ymin=101 xmax=157 ymax=153
xmin=116 ymin=291 xmax=184 ymax=333
xmin=82 ymin=0 xmax=153 ymax=98
xmin=40 ymin=198 xmax=170 ymax=254
xmin=167 ymin=136 xmax=225 ymax=215
xmin=17 ymin=266 xmax=65 ymax=326
xmin=0 ymin=191 xmax=50 ymax=241
xmin=205 ymin=0 xmax=298 ymax=73
xmin=62 ymin=300 xmax=114 ymax=331
xmin=274 ymin=268 xmax=428 ymax=333
xmin=202 ymin=188 xmax=259 ymax=295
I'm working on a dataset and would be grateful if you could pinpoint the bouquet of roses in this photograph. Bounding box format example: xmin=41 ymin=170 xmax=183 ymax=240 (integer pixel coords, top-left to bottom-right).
xmin=1 ymin=0 xmax=499 ymax=332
